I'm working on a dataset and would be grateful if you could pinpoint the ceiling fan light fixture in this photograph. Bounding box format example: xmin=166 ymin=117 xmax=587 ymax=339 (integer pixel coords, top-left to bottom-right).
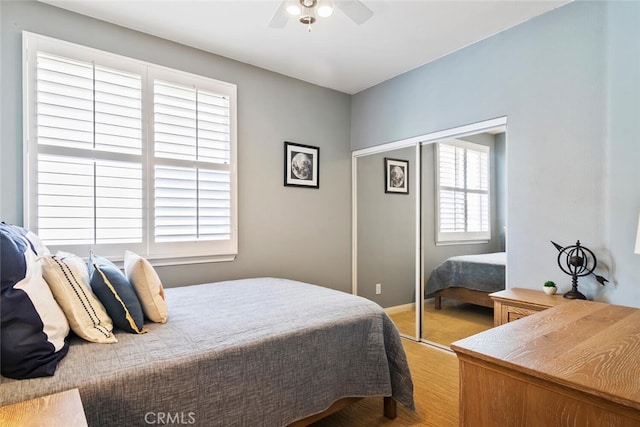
xmin=317 ymin=0 xmax=334 ymax=18
xmin=286 ymin=0 xmax=302 ymax=16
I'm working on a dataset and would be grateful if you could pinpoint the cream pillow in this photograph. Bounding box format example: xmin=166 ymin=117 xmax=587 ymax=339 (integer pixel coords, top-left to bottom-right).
xmin=42 ymin=252 xmax=117 ymax=343
xmin=124 ymin=250 xmax=168 ymax=323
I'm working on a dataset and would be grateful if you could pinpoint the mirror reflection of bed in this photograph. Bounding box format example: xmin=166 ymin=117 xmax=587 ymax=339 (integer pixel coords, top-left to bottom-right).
xmin=423 ymin=252 xmax=505 ymax=347
xmin=354 ymin=119 xmax=506 ymax=350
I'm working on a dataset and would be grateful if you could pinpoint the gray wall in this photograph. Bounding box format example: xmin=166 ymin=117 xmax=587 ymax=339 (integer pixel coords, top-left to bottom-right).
xmin=352 ymin=1 xmax=640 ymax=306
xmin=0 ymin=1 xmax=352 ymax=291
xmin=604 ymin=1 xmax=640 ymax=306
xmin=357 ymin=147 xmax=416 ymax=307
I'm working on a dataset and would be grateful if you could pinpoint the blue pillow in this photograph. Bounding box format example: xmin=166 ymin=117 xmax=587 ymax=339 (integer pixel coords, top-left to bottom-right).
xmin=88 ymin=252 xmax=146 ymax=334
xmin=0 ymin=223 xmax=70 ymax=379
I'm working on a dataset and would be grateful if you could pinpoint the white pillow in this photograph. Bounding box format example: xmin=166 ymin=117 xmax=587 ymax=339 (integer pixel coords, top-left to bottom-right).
xmin=42 ymin=252 xmax=117 ymax=343
xmin=124 ymin=251 xmax=168 ymax=323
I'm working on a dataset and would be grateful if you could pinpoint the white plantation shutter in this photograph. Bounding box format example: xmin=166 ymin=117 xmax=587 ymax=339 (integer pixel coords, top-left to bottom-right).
xmin=36 ymin=54 xmax=94 ymax=151
xmin=436 ymin=139 xmax=490 ymax=243
xmin=197 ymin=169 xmax=231 ymax=239
xmin=153 ymin=167 xmax=231 ymax=242
xmin=152 ymin=80 xmax=232 ymax=244
xmin=438 ymin=144 xmax=465 ymax=233
xmin=34 ymin=52 xmax=144 ymax=251
xmin=153 ymin=81 xmax=231 ymax=163
xmin=24 ymin=33 xmax=237 ymax=262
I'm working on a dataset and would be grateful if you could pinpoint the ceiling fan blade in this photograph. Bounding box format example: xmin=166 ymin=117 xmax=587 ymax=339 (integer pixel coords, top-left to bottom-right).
xmin=268 ymin=0 xmax=290 ymax=29
xmin=336 ymin=0 xmax=373 ymax=25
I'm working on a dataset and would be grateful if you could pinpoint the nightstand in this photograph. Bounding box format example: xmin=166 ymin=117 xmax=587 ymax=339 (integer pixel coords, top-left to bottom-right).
xmin=0 ymin=388 xmax=87 ymax=427
xmin=490 ymin=288 xmax=571 ymax=326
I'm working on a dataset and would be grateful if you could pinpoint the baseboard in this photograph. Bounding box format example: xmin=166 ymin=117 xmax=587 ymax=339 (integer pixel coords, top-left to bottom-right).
xmin=384 ymin=302 xmax=415 ymax=315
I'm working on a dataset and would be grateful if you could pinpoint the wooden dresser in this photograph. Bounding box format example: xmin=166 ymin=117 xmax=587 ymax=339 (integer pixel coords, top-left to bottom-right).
xmin=0 ymin=388 xmax=87 ymax=427
xmin=451 ymin=300 xmax=640 ymax=426
xmin=490 ymin=288 xmax=570 ymax=326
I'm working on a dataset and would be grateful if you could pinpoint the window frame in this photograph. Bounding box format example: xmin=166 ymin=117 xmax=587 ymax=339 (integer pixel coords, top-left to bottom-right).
xmin=434 ymin=138 xmax=491 ymax=245
xmin=23 ymin=32 xmax=238 ymax=265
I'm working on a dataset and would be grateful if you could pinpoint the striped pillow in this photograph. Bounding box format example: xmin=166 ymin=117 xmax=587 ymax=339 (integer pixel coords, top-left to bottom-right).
xmin=42 ymin=252 xmax=117 ymax=343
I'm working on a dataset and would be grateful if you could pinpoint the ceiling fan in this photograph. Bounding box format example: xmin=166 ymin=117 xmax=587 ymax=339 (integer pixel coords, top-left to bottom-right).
xmin=269 ymin=0 xmax=374 ymax=31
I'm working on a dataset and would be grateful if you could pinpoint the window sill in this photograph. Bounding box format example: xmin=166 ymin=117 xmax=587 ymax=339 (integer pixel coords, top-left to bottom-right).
xmin=435 ymin=240 xmax=490 ymax=246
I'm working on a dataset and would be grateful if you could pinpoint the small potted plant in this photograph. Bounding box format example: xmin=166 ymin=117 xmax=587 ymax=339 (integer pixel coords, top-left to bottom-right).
xmin=543 ymin=280 xmax=557 ymax=295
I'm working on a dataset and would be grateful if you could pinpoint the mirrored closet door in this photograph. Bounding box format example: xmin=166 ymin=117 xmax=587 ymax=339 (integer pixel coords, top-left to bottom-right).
xmin=353 ymin=117 xmax=507 ymax=348
xmin=354 ymin=144 xmax=420 ymax=339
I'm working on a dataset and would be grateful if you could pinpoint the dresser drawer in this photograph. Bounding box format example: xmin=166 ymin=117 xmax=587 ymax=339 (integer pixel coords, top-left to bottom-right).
xmin=505 ymin=306 xmax=538 ymax=322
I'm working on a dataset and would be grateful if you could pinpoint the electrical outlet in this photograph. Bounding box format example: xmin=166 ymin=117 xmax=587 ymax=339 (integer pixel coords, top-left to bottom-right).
xmin=375 ymin=283 xmax=382 ymax=295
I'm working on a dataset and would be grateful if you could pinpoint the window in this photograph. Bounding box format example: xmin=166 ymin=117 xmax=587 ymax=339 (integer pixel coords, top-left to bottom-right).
xmin=435 ymin=139 xmax=490 ymax=244
xmin=23 ymin=33 xmax=237 ymax=263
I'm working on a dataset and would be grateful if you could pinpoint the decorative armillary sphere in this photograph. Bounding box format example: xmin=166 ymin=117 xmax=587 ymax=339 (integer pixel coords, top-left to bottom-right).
xmin=551 ymin=240 xmax=608 ymax=300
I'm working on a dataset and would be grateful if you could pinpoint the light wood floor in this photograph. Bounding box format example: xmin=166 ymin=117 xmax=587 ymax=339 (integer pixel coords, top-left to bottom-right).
xmin=311 ymin=339 xmax=459 ymax=426
xmin=389 ymin=299 xmax=494 ymax=348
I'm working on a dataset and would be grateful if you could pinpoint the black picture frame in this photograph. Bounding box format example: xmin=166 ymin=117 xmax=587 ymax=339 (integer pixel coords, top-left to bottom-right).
xmin=284 ymin=141 xmax=320 ymax=188
xmin=384 ymin=158 xmax=409 ymax=194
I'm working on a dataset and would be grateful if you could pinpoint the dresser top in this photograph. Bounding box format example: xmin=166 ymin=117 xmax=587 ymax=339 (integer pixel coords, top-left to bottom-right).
xmin=490 ymin=287 xmax=569 ymax=308
xmin=452 ymin=300 xmax=640 ymax=410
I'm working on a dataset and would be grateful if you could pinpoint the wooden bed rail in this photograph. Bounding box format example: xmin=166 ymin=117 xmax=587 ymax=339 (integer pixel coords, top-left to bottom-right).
xmin=434 ymin=287 xmax=494 ymax=310
xmin=288 ymin=396 xmax=397 ymax=426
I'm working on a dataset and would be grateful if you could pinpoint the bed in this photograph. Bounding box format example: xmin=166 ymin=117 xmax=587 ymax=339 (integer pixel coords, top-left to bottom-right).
xmin=0 ymin=277 xmax=414 ymax=426
xmin=425 ymin=252 xmax=506 ymax=309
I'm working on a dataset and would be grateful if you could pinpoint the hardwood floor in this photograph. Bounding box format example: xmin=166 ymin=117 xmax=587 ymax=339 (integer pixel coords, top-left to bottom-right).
xmin=310 ymin=339 xmax=459 ymax=426
xmin=389 ymin=299 xmax=494 ymax=347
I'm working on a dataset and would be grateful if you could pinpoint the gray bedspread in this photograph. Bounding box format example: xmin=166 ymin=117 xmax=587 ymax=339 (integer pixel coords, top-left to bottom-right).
xmin=425 ymin=252 xmax=506 ymax=297
xmin=0 ymin=277 xmax=414 ymax=426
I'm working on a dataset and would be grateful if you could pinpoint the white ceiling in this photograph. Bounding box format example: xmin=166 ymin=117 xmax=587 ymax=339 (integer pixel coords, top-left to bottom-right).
xmin=40 ymin=0 xmax=571 ymax=94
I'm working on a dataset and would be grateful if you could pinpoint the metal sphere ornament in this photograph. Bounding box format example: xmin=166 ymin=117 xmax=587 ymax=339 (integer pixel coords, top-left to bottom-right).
xmin=551 ymin=240 xmax=608 ymax=300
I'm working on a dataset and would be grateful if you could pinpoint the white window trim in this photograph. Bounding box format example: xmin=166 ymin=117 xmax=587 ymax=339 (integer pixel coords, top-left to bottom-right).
xmin=435 ymin=138 xmax=491 ymax=245
xmin=23 ymin=32 xmax=237 ymax=264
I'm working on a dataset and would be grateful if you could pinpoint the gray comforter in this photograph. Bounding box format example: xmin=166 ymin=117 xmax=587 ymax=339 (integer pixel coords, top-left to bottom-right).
xmin=0 ymin=277 xmax=414 ymax=426
xmin=425 ymin=252 xmax=506 ymax=297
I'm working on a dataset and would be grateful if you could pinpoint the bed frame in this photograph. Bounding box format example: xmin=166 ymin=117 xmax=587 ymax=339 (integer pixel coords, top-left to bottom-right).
xmin=434 ymin=287 xmax=494 ymax=310
xmin=289 ymin=397 xmax=396 ymax=426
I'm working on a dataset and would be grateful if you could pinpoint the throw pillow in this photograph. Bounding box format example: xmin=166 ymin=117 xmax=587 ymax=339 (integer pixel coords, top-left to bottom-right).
xmin=0 ymin=223 xmax=70 ymax=379
xmin=88 ymin=252 xmax=146 ymax=334
xmin=124 ymin=250 xmax=168 ymax=323
xmin=42 ymin=252 xmax=117 ymax=343
xmin=9 ymin=223 xmax=51 ymax=257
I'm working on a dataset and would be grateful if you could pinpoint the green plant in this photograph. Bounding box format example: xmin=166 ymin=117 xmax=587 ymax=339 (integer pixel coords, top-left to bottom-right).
xmin=544 ymin=280 xmax=557 ymax=287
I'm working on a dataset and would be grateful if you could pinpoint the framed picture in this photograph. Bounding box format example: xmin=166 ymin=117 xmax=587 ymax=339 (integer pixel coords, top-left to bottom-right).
xmin=284 ymin=141 xmax=319 ymax=188
xmin=384 ymin=158 xmax=409 ymax=194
